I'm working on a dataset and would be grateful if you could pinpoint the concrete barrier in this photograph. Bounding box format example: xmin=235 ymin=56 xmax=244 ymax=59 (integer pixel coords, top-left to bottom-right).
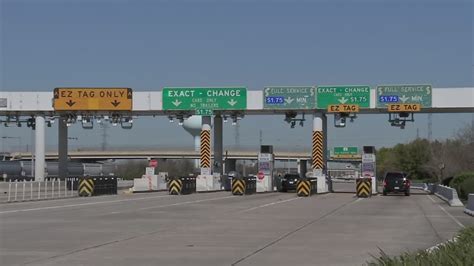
xmin=434 ymin=184 xmax=464 ymax=207
xmin=410 ymin=182 xmax=428 ymax=190
xmin=464 ymin=194 xmax=474 ymax=216
xmin=118 ymin=180 xmax=134 ymax=189
xmin=426 ymin=183 xmax=439 ymax=194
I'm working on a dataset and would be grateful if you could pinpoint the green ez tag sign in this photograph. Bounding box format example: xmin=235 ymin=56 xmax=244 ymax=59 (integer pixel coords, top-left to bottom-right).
xmin=263 ymin=86 xmax=315 ymax=109
xmin=162 ymin=87 xmax=247 ymax=110
xmin=317 ymin=86 xmax=370 ymax=108
xmin=376 ymin=84 xmax=432 ymax=108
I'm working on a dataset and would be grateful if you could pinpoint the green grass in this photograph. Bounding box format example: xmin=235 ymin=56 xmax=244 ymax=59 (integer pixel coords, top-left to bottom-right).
xmin=366 ymin=226 xmax=474 ymax=266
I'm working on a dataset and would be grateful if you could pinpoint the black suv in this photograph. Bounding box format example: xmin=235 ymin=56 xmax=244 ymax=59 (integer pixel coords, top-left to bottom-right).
xmin=278 ymin=174 xmax=300 ymax=192
xmin=382 ymin=172 xmax=411 ymax=196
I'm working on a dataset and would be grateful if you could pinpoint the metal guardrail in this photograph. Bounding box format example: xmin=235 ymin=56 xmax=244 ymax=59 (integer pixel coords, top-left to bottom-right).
xmin=2 ymin=178 xmax=78 ymax=203
xmin=464 ymin=194 xmax=474 ymax=216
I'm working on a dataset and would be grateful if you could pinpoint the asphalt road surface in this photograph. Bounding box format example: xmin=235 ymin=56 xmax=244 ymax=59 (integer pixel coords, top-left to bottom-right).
xmin=0 ymin=190 xmax=471 ymax=266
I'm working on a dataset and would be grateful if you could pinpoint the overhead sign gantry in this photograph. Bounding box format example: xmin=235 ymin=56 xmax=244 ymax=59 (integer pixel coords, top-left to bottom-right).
xmin=2 ymin=85 xmax=472 ymax=184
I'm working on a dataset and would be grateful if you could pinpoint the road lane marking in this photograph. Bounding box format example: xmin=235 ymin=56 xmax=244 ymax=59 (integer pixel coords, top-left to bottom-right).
xmin=239 ymin=197 xmax=301 ymax=213
xmin=232 ymin=196 xmax=359 ymax=265
xmin=427 ymin=195 xmax=465 ymax=228
xmin=427 ymin=195 xmax=436 ymax=203
xmin=0 ymin=194 xmax=172 ymax=215
xmin=136 ymin=195 xmax=236 ymax=211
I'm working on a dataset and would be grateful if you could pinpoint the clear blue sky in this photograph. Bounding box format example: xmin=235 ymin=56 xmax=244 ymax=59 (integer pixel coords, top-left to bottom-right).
xmin=1 ymin=0 xmax=473 ymax=152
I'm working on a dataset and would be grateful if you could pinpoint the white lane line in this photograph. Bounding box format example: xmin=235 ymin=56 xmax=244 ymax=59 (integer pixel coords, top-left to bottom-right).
xmin=0 ymin=195 xmax=172 ymax=215
xmin=427 ymin=195 xmax=437 ymax=203
xmin=136 ymin=196 xmax=236 ymax=211
xmin=427 ymin=195 xmax=465 ymax=229
xmin=239 ymin=197 xmax=301 ymax=213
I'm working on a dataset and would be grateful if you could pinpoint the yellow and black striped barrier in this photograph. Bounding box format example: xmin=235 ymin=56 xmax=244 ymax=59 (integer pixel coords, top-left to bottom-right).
xmin=200 ymin=129 xmax=211 ymax=169
xmin=169 ymin=179 xmax=183 ymax=195
xmin=356 ymin=178 xmax=372 ymax=198
xmin=312 ymin=131 xmax=324 ymax=170
xmin=78 ymin=178 xmax=94 ymax=197
xmin=296 ymin=178 xmax=317 ymax=197
xmin=167 ymin=177 xmax=196 ymax=195
xmin=232 ymin=178 xmax=245 ymax=195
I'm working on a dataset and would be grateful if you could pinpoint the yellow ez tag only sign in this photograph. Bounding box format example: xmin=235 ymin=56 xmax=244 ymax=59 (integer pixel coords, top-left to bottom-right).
xmin=387 ymin=104 xmax=421 ymax=112
xmin=327 ymin=104 xmax=360 ymax=113
xmin=53 ymin=88 xmax=132 ymax=111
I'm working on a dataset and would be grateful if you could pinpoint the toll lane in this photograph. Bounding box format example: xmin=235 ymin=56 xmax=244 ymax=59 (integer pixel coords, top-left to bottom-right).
xmin=0 ymin=191 xmax=470 ymax=266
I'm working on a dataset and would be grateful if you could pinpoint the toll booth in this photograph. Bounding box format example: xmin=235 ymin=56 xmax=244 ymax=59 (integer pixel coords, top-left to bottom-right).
xmin=361 ymin=146 xmax=377 ymax=194
xmin=257 ymin=145 xmax=274 ymax=192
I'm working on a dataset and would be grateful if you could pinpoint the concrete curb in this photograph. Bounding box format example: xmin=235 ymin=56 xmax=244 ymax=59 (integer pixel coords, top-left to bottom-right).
xmin=425 ymin=236 xmax=458 ymax=253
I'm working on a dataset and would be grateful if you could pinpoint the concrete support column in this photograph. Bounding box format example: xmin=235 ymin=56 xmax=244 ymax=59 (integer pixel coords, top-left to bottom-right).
xmin=311 ymin=113 xmax=325 ymax=175
xmin=322 ymin=114 xmax=332 ymax=192
xmin=213 ymin=115 xmax=223 ymax=176
xmin=58 ymin=116 xmax=68 ymax=179
xmin=34 ymin=115 xmax=46 ymax=181
xmin=200 ymin=116 xmax=212 ymax=175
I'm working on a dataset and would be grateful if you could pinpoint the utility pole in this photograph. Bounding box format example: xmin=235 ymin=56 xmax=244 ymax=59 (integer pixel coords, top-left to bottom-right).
xmin=428 ymin=114 xmax=433 ymax=141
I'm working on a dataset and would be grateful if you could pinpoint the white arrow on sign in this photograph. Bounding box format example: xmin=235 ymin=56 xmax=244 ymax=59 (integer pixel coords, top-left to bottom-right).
xmin=172 ymin=99 xmax=182 ymax=107
xmin=228 ymin=99 xmax=237 ymax=106
xmin=338 ymin=97 xmax=348 ymax=104
xmin=285 ymin=97 xmax=294 ymax=104
xmin=399 ymin=95 xmax=409 ymax=103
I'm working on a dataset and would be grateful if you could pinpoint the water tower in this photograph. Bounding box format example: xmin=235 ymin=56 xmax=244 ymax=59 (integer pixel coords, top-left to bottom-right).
xmin=182 ymin=116 xmax=202 ymax=151
xmin=182 ymin=116 xmax=203 ymax=169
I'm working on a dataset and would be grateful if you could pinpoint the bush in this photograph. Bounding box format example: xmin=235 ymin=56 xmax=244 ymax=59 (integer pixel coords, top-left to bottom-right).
xmin=450 ymin=172 xmax=474 ymax=201
xmin=366 ymin=226 xmax=474 ymax=266
xmin=458 ymin=178 xmax=474 ymax=201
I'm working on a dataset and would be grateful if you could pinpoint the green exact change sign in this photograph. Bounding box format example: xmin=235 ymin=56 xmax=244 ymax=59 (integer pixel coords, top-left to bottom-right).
xmin=317 ymin=86 xmax=370 ymax=108
xmin=263 ymin=86 xmax=315 ymax=109
xmin=376 ymin=84 xmax=432 ymax=108
xmin=334 ymin=147 xmax=358 ymax=156
xmin=162 ymin=87 xmax=247 ymax=110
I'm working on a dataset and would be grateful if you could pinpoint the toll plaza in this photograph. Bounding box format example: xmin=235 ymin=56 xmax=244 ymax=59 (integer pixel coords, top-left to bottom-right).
xmin=0 ymin=85 xmax=473 ymax=189
xmin=1 ymin=85 xmax=473 ymax=266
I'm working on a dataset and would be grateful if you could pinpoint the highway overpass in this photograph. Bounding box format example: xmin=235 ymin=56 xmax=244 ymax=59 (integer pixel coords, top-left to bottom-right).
xmin=6 ymin=150 xmax=361 ymax=161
